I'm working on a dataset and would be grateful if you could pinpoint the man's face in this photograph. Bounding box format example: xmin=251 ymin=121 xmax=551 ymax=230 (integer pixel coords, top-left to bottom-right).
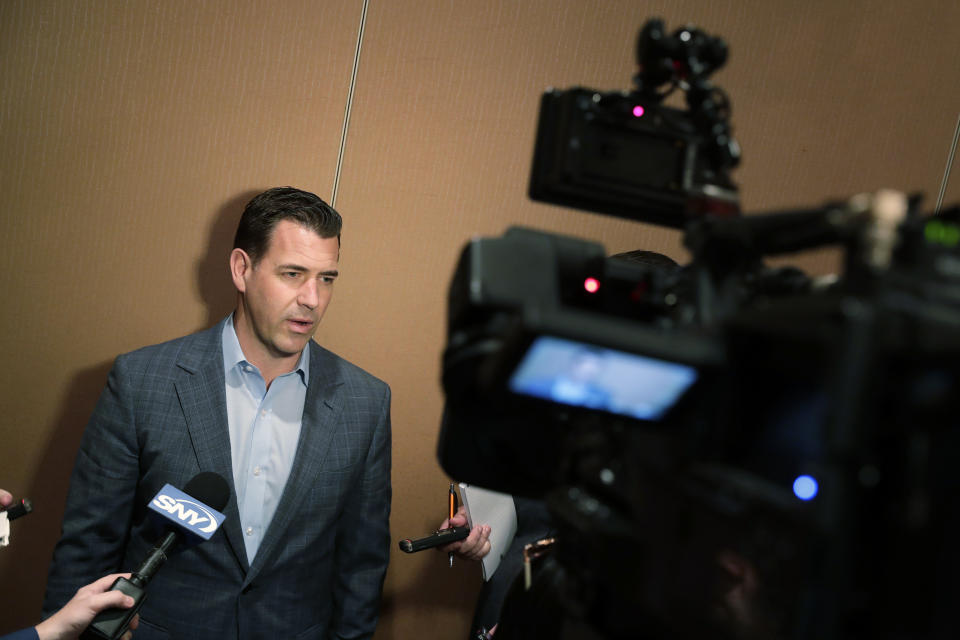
xmin=231 ymin=219 xmax=340 ymax=366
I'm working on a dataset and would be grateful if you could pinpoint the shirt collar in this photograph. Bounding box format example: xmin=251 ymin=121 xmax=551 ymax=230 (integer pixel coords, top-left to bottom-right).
xmin=222 ymin=314 xmax=309 ymax=386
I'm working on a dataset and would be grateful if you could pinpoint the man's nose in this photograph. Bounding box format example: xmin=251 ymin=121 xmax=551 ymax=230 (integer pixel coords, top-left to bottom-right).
xmin=298 ymin=279 xmax=319 ymax=309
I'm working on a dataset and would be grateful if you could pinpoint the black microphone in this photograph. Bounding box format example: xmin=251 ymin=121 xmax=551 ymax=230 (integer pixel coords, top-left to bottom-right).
xmin=80 ymin=472 xmax=230 ymax=640
xmin=4 ymin=497 xmax=34 ymax=521
xmin=399 ymin=526 xmax=471 ymax=553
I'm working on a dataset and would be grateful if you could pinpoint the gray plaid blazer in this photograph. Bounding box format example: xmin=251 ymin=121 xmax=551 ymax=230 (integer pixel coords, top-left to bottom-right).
xmin=44 ymin=318 xmax=391 ymax=639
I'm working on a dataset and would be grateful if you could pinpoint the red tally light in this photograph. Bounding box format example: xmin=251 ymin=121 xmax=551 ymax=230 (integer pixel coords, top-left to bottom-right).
xmin=584 ymin=277 xmax=601 ymax=293
xmin=632 ymin=105 xmax=645 ymax=117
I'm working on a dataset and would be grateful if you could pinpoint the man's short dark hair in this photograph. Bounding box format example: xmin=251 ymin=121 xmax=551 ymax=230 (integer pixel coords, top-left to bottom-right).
xmin=234 ymin=186 xmax=342 ymax=264
xmin=609 ymin=249 xmax=679 ymax=270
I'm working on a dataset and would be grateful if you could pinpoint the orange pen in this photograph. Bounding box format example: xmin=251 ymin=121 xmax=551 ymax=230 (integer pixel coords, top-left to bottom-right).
xmin=448 ymin=483 xmax=457 ymax=567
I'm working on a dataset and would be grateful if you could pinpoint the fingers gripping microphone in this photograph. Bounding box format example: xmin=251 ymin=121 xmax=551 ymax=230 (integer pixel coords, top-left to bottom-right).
xmin=81 ymin=472 xmax=230 ymax=640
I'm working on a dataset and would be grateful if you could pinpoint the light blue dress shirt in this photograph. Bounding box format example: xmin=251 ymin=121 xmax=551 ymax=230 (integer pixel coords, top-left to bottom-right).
xmin=222 ymin=316 xmax=308 ymax=563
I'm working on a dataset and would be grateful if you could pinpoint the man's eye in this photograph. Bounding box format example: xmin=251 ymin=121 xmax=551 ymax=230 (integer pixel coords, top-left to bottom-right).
xmin=284 ymin=272 xmax=301 ymax=278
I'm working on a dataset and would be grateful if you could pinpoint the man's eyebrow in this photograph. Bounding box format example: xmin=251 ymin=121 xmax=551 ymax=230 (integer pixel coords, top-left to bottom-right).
xmin=276 ymin=264 xmax=339 ymax=277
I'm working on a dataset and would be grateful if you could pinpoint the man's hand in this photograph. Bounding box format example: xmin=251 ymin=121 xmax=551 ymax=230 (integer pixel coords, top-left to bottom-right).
xmin=0 ymin=488 xmax=13 ymax=509
xmin=438 ymin=505 xmax=491 ymax=561
xmin=34 ymin=573 xmax=140 ymax=640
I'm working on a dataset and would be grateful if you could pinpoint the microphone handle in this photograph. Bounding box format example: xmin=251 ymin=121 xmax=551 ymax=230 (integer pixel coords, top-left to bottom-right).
xmin=78 ymin=577 xmax=145 ymax=640
xmin=80 ymin=530 xmax=180 ymax=640
xmin=134 ymin=530 xmax=179 ymax=585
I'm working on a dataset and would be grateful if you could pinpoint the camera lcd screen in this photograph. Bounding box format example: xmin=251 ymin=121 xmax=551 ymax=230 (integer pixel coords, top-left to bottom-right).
xmin=508 ymin=335 xmax=698 ymax=420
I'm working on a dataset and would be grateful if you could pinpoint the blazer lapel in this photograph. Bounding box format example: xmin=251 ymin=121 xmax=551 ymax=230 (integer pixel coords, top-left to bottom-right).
xmin=173 ymin=320 xmax=249 ymax=573
xmin=243 ymin=342 xmax=344 ymax=586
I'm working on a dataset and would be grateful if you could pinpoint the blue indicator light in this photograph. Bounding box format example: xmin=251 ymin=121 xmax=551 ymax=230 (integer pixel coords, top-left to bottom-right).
xmin=793 ymin=475 xmax=818 ymax=501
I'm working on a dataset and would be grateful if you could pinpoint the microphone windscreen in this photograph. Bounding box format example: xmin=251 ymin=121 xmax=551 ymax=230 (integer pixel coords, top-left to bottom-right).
xmin=183 ymin=472 xmax=230 ymax=512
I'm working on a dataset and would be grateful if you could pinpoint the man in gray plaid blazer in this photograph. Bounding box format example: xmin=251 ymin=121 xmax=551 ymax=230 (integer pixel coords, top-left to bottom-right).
xmin=43 ymin=187 xmax=391 ymax=639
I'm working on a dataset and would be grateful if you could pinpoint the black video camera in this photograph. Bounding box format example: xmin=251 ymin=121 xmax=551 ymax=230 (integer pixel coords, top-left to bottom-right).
xmin=529 ymin=18 xmax=741 ymax=228
xmin=438 ymin=17 xmax=960 ymax=640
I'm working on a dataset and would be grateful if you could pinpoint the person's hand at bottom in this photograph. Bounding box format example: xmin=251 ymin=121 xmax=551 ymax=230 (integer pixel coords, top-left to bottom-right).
xmin=35 ymin=573 xmax=140 ymax=640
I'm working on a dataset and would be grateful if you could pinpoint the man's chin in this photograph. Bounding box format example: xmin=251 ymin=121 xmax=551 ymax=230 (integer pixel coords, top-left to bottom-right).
xmin=270 ymin=333 xmax=314 ymax=359
xmin=285 ymin=337 xmax=313 ymax=353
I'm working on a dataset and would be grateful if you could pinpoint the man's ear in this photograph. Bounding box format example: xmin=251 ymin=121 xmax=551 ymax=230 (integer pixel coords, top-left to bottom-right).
xmin=230 ymin=248 xmax=252 ymax=293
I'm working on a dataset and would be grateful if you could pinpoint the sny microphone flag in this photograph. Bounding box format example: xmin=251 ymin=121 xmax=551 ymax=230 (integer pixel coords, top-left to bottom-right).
xmin=148 ymin=483 xmax=226 ymax=541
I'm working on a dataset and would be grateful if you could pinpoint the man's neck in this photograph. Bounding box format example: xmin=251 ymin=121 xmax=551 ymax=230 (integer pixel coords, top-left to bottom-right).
xmin=232 ymin=313 xmax=303 ymax=389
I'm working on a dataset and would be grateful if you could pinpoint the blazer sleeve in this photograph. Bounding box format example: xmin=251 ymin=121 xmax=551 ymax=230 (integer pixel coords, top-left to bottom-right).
xmin=0 ymin=628 xmax=40 ymax=640
xmin=43 ymin=355 xmax=141 ymax=615
xmin=331 ymin=382 xmax=392 ymax=640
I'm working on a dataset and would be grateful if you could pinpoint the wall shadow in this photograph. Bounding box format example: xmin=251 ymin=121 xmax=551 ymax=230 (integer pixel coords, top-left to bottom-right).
xmin=195 ymin=189 xmax=260 ymax=330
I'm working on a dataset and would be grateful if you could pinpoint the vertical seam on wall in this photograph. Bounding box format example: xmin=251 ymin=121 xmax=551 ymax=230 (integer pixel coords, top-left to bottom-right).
xmin=332 ymin=0 xmax=370 ymax=207
xmin=934 ymin=112 xmax=959 ymax=215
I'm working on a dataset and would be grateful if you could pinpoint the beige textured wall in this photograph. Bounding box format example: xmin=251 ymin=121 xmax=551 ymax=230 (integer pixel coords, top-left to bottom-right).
xmin=1 ymin=1 xmax=958 ymax=638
